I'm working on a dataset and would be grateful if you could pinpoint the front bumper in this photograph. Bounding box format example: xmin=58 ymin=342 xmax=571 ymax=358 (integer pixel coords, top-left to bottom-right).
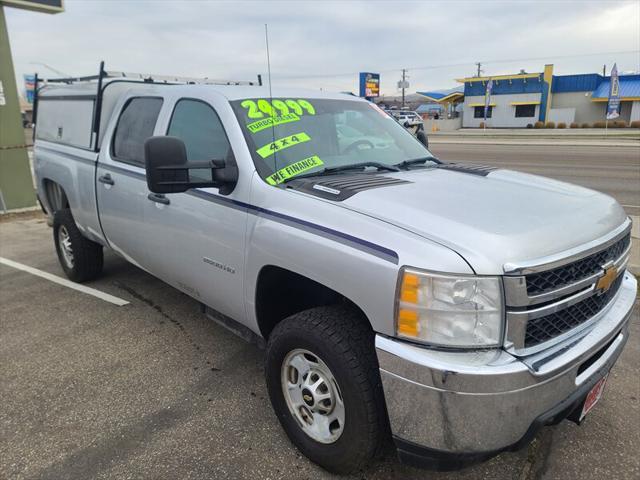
xmin=376 ymin=271 xmax=637 ymax=468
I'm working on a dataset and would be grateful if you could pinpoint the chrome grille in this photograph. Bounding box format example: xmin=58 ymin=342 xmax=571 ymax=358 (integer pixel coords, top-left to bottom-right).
xmin=503 ymin=222 xmax=632 ymax=354
xmin=525 ymin=233 xmax=631 ymax=296
xmin=524 ymin=274 xmax=624 ymax=347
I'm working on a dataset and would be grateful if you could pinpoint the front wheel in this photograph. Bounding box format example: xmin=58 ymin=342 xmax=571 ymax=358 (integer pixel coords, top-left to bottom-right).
xmin=265 ymin=305 xmax=387 ymax=474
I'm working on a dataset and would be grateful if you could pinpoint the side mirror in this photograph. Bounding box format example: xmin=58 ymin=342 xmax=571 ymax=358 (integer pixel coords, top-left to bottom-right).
xmin=416 ymin=129 xmax=429 ymax=148
xmin=144 ymin=136 xmax=238 ymax=194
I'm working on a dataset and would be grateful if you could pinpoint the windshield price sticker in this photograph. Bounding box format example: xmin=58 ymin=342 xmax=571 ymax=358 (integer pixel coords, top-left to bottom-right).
xmin=257 ymin=132 xmax=311 ymax=158
xmin=247 ymin=113 xmax=300 ymax=134
xmin=241 ymin=99 xmax=316 ymax=119
xmin=266 ymin=155 xmax=324 ymax=185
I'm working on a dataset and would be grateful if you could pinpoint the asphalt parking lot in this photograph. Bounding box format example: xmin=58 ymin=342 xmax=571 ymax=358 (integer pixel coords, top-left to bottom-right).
xmin=1 ymin=214 xmax=639 ymax=480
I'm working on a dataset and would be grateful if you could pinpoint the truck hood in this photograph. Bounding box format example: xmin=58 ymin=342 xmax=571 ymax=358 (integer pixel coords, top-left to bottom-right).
xmin=338 ymin=168 xmax=628 ymax=274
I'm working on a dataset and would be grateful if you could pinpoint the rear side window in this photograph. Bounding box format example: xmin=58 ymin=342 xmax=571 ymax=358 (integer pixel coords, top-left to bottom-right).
xmin=167 ymin=99 xmax=231 ymax=161
xmin=112 ymin=97 xmax=163 ymax=165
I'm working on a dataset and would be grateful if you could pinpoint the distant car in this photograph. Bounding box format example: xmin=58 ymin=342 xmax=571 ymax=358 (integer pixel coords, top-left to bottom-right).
xmin=390 ymin=110 xmax=422 ymax=127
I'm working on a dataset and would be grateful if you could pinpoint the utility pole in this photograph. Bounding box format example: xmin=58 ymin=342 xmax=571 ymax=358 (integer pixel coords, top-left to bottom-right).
xmin=475 ymin=62 xmax=483 ymax=77
xmin=602 ymin=64 xmax=606 ymax=76
xmin=401 ymin=69 xmax=406 ymax=108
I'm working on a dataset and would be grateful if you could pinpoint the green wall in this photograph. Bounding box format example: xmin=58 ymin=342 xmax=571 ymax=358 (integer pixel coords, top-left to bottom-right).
xmin=0 ymin=6 xmax=37 ymax=211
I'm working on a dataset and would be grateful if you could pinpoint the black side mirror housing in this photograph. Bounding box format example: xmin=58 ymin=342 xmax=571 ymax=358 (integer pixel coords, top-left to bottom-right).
xmin=416 ymin=129 xmax=429 ymax=148
xmin=144 ymin=136 xmax=238 ymax=195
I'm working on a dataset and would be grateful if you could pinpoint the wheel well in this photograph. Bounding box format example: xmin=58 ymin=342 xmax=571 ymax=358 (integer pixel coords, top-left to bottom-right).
xmin=42 ymin=179 xmax=69 ymax=213
xmin=255 ymin=266 xmax=368 ymax=339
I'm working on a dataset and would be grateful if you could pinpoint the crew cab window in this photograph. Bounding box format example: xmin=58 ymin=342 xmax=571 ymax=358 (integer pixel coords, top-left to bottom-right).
xmin=112 ymin=97 xmax=163 ymax=165
xmin=167 ymin=99 xmax=232 ymax=182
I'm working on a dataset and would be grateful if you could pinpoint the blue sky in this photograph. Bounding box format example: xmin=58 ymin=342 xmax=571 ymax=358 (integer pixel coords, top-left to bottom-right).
xmin=5 ymin=0 xmax=640 ymax=96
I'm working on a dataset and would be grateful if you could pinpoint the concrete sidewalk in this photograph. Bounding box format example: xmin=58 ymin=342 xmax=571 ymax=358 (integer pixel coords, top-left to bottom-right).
xmin=431 ymin=128 xmax=640 ymax=138
xmin=428 ymin=128 xmax=640 ymax=146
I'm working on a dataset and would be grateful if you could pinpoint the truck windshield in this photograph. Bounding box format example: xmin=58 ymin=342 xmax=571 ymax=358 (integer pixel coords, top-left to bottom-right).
xmin=230 ymin=97 xmax=434 ymax=185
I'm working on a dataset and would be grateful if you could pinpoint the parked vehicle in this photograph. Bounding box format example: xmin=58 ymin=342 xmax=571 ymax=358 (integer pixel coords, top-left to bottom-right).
xmin=34 ymin=67 xmax=636 ymax=474
xmin=389 ymin=110 xmax=423 ymax=127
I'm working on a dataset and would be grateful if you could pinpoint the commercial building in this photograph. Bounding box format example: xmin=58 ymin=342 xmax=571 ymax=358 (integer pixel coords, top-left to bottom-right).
xmin=456 ymin=65 xmax=640 ymax=128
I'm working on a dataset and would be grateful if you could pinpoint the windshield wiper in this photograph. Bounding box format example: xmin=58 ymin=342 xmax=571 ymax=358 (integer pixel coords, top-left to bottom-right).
xmin=323 ymin=161 xmax=400 ymax=173
xmin=394 ymin=156 xmax=439 ymax=169
xmin=282 ymin=161 xmax=399 ymax=184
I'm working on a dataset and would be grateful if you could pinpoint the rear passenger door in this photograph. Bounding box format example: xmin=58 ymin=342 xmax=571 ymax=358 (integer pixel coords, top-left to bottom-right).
xmin=143 ymin=98 xmax=248 ymax=323
xmin=96 ymin=96 xmax=163 ymax=269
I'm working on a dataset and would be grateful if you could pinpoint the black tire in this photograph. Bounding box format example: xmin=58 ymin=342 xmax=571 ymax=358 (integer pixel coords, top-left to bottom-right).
xmin=265 ymin=304 xmax=387 ymax=474
xmin=53 ymin=209 xmax=104 ymax=282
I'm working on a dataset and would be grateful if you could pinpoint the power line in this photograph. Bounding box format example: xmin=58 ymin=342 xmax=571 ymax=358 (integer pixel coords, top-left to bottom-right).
xmin=271 ymin=49 xmax=640 ymax=80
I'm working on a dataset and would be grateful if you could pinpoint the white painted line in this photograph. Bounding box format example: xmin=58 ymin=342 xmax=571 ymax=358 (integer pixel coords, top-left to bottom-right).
xmin=0 ymin=257 xmax=130 ymax=306
xmin=621 ymin=204 xmax=640 ymax=209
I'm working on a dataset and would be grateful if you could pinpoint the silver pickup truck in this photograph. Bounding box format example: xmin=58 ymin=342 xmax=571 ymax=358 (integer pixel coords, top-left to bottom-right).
xmin=33 ymin=70 xmax=636 ymax=474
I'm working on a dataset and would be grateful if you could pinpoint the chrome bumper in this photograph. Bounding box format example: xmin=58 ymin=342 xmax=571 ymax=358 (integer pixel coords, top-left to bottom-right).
xmin=376 ymin=271 xmax=637 ymax=455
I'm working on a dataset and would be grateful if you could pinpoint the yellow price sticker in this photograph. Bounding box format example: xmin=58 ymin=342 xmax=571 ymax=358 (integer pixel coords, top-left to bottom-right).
xmin=256 ymin=132 xmax=311 ymax=159
xmin=247 ymin=113 xmax=300 ymax=134
xmin=266 ymin=155 xmax=324 ymax=185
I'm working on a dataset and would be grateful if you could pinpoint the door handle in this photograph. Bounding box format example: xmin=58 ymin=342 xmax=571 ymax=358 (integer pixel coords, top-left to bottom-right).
xmin=147 ymin=193 xmax=170 ymax=205
xmin=98 ymin=173 xmax=115 ymax=185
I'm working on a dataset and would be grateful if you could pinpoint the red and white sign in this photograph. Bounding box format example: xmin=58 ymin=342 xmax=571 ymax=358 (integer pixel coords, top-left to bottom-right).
xmin=580 ymin=375 xmax=608 ymax=421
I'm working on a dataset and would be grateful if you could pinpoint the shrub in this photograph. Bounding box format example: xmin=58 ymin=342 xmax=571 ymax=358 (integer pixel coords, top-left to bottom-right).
xmin=631 ymin=120 xmax=640 ymax=128
xmin=557 ymin=122 xmax=566 ymax=129
xmin=526 ymin=123 xmax=533 ymax=129
xmin=534 ymin=121 xmax=544 ymax=129
xmin=612 ymin=120 xmax=628 ymax=128
xmin=570 ymin=122 xmax=579 ymax=128
xmin=593 ymin=121 xmax=606 ymax=128
xmin=479 ymin=121 xmax=485 ymax=129
xmin=581 ymin=123 xmax=590 ymax=128
xmin=545 ymin=122 xmax=555 ymax=129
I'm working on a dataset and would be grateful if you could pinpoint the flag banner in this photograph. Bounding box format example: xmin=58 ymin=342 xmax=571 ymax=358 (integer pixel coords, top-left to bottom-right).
xmin=484 ymin=79 xmax=493 ymax=121
xmin=606 ymin=64 xmax=620 ymax=120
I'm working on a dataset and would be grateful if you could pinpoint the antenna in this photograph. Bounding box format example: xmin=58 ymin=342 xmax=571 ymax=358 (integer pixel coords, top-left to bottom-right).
xmin=264 ymin=23 xmax=278 ymax=178
xmin=265 ymin=24 xmax=273 ymax=101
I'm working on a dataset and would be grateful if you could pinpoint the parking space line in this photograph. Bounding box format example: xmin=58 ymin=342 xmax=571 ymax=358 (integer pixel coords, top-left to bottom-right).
xmin=0 ymin=257 xmax=130 ymax=306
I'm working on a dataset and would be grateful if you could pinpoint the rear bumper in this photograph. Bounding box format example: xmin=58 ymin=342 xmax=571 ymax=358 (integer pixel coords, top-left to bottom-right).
xmin=376 ymin=271 xmax=637 ymax=468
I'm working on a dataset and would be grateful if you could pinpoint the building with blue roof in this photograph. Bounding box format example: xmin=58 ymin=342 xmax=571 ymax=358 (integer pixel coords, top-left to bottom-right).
xmin=455 ymin=65 xmax=640 ymax=128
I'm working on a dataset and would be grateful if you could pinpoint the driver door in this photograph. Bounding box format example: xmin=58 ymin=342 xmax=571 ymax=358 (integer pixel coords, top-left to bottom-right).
xmin=142 ymin=97 xmax=248 ymax=323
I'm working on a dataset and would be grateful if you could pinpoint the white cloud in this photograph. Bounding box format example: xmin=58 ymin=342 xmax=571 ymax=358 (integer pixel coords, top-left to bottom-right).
xmin=5 ymin=0 xmax=640 ymax=96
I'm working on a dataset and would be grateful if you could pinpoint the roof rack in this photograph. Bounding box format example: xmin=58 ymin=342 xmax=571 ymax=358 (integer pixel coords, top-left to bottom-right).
xmin=42 ymin=69 xmax=261 ymax=86
xmin=33 ymin=61 xmax=263 ymax=152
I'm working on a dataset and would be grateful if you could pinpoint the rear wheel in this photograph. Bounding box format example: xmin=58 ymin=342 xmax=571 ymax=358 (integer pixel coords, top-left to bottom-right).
xmin=53 ymin=209 xmax=103 ymax=282
xmin=265 ymin=305 xmax=387 ymax=474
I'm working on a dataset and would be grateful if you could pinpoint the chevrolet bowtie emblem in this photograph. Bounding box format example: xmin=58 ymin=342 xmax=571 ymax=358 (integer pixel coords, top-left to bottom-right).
xmin=596 ymin=265 xmax=618 ymax=293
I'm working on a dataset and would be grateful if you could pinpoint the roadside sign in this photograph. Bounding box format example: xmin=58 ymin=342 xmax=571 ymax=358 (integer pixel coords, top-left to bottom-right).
xmin=359 ymin=72 xmax=380 ymax=98
xmin=606 ymin=63 xmax=620 ymax=120
xmin=0 ymin=1 xmax=64 ymax=14
xmin=24 ymin=74 xmax=35 ymax=103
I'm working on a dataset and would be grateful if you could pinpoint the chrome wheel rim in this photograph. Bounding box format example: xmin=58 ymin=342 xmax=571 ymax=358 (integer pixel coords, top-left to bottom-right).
xmin=58 ymin=226 xmax=74 ymax=268
xmin=281 ymin=348 xmax=345 ymax=444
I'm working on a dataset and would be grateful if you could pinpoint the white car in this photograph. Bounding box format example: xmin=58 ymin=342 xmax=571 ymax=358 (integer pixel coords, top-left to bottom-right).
xmin=391 ymin=110 xmax=423 ymax=127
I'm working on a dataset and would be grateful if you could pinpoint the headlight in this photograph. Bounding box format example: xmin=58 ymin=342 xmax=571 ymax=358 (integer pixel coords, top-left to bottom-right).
xmin=395 ymin=268 xmax=504 ymax=348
